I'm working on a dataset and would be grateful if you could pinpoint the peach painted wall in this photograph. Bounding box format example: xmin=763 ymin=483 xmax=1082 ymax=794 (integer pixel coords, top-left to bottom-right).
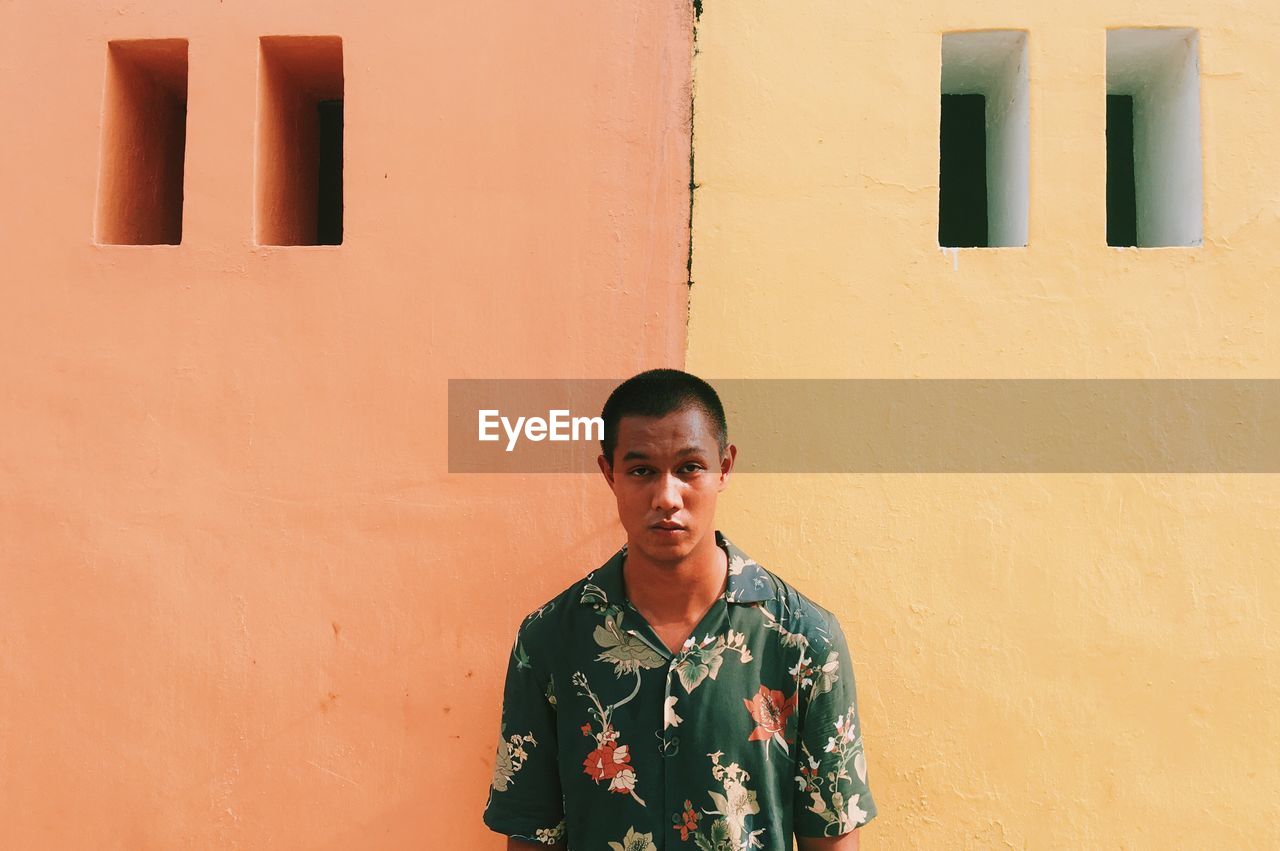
xmin=0 ymin=2 xmax=692 ymax=847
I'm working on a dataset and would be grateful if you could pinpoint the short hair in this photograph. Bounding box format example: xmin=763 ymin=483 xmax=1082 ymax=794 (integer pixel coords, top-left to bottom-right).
xmin=599 ymin=369 xmax=728 ymax=463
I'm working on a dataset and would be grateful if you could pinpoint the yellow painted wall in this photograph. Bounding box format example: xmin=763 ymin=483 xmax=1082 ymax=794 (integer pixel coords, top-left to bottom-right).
xmin=688 ymin=3 xmax=1279 ymax=847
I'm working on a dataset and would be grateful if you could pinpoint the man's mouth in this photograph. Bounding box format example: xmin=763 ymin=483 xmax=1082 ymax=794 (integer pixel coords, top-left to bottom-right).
xmin=651 ymin=522 xmax=685 ymax=532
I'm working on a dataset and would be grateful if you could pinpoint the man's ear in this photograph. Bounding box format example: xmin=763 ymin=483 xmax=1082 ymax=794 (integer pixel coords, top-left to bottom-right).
xmin=717 ymin=443 xmax=737 ymax=490
xmin=597 ymin=453 xmax=616 ymax=490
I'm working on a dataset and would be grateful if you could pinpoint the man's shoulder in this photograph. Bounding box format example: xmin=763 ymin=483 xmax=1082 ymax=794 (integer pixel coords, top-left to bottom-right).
xmin=510 ymin=547 xmax=624 ymax=645
xmin=511 ymin=580 xmax=580 ymax=643
xmin=755 ymin=564 xmax=848 ymax=655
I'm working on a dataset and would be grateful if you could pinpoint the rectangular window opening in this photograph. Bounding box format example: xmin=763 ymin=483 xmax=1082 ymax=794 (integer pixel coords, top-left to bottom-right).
xmin=1106 ymin=28 xmax=1202 ymax=247
xmin=256 ymin=36 xmax=344 ymax=246
xmin=95 ymin=39 xmax=188 ymax=246
xmin=939 ymin=31 xmax=1029 ymax=248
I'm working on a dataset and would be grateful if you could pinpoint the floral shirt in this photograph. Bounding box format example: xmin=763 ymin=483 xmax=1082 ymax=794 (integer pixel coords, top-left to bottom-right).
xmin=483 ymin=531 xmax=877 ymax=850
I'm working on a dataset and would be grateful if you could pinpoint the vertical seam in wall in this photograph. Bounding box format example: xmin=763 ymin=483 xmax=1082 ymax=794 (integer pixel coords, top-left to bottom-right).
xmin=685 ymin=1 xmax=701 ymax=354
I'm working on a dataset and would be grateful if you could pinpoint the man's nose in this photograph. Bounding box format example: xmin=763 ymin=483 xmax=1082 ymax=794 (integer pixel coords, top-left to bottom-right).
xmin=652 ymin=472 xmax=682 ymax=512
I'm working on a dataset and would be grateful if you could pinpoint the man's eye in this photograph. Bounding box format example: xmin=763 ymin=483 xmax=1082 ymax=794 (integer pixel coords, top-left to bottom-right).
xmin=681 ymin=464 xmax=704 ymax=474
xmin=628 ymin=467 xmax=651 ymax=477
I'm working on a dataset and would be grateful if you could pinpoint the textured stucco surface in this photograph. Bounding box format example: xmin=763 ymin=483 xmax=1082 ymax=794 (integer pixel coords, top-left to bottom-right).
xmin=4 ymin=1 xmax=1279 ymax=847
xmin=0 ymin=1 xmax=692 ymax=847
xmin=687 ymin=2 xmax=1279 ymax=847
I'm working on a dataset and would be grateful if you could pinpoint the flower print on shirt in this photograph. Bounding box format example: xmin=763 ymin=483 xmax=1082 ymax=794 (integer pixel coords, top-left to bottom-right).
xmin=697 ymin=751 xmax=766 ymax=850
xmin=672 ymin=798 xmax=701 ymax=841
xmin=534 ymin=820 xmax=566 ymax=845
xmin=573 ymin=577 xmax=669 ymax=807
xmin=483 ymin=532 xmax=878 ymax=850
xmin=609 ymin=826 xmax=659 ymax=851
xmin=672 ymin=630 xmax=754 ymax=694
xmin=743 ymin=685 xmax=798 ymax=756
xmin=795 ymin=699 xmax=871 ymax=836
xmin=665 ymin=695 xmax=684 ymax=730
xmin=575 ymin=671 xmax=646 ymax=806
xmin=491 ymin=729 xmax=538 ymax=793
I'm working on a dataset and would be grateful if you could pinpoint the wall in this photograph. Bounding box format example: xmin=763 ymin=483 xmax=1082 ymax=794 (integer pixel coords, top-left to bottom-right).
xmin=689 ymin=2 xmax=1278 ymax=848
xmin=5 ymin=1 xmax=1278 ymax=848
xmin=0 ymin=1 xmax=692 ymax=847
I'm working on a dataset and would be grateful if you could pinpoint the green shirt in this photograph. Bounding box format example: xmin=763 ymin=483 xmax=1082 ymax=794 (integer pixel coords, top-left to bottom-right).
xmin=484 ymin=531 xmax=877 ymax=850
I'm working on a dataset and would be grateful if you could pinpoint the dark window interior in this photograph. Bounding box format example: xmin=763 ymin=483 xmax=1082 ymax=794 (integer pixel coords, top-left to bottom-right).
xmin=939 ymin=93 xmax=988 ymax=248
xmin=317 ymin=99 xmax=344 ymax=246
xmin=1106 ymin=94 xmax=1137 ymax=247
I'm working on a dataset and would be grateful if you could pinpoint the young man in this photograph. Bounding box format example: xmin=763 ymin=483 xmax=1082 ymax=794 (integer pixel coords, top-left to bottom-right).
xmin=484 ymin=370 xmax=876 ymax=850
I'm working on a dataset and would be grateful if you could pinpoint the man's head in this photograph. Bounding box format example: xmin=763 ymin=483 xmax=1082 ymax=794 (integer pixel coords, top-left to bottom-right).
xmin=596 ymin=369 xmax=736 ymax=565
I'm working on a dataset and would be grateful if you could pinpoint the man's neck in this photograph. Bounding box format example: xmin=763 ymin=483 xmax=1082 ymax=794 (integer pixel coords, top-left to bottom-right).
xmin=622 ymin=533 xmax=728 ymax=641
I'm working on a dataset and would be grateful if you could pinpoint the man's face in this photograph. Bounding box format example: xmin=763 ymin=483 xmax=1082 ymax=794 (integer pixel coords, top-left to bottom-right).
xmin=597 ymin=406 xmax=736 ymax=565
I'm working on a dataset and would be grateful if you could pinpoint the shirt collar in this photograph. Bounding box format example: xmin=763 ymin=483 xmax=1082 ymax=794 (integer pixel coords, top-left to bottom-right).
xmin=580 ymin=530 xmax=776 ymax=608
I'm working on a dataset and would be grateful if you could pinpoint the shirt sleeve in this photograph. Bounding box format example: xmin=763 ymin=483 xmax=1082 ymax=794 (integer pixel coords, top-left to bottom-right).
xmin=792 ymin=612 xmax=878 ymax=838
xmin=482 ymin=615 xmax=566 ymax=844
